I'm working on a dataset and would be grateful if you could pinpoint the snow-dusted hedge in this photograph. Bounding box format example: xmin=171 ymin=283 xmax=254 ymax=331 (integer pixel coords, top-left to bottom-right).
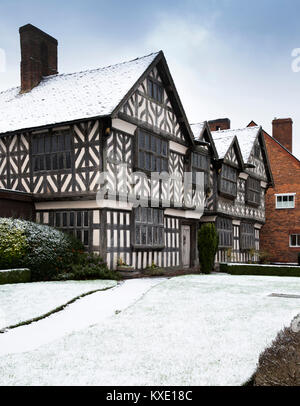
xmin=0 ymin=220 xmax=28 ymax=267
xmin=0 ymin=218 xmax=83 ymax=281
xmin=220 ymin=263 xmax=300 ymax=277
xmin=0 ymin=268 xmax=31 ymax=285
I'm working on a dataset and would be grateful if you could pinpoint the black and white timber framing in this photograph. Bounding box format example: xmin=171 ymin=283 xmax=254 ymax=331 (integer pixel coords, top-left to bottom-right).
xmin=0 ymin=51 xmax=273 ymax=270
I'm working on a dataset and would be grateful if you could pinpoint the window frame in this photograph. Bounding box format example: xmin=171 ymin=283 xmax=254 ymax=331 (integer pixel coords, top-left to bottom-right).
xmin=132 ymin=207 xmax=165 ymax=250
xmin=32 ymin=128 xmax=73 ymax=174
xmin=246 ymin=176 xmax=261 ymax=207
xmin=290 ymin=234 xmax=300 ymax=248
xmin=219 ymin=163 xmax=238 ymax=199
xmin=275 ymin=193 xmax=296 ymax=210
xmin=253 ymin=144 xmax=261 ymax=159
xmin=50 ymin=210 xmax=91 ymax=249
xmin=191 ymin=151 xmax=210 ymax=190
xmin=216 ymin=217 xmax=233 ymax=249
xmin=136 ymin=129 xmax=169 ymax=174
xmin=147 ymin=78 xmax=164 ymax=104
xmin=240 ymin=222 xmax=255 ymax=251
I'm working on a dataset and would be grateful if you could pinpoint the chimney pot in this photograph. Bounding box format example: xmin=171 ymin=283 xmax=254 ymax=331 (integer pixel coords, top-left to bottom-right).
xmin=272 ymin=118 xmax=293 ymax=153
xmin=19 ymin=24 xmax=58 ymax=93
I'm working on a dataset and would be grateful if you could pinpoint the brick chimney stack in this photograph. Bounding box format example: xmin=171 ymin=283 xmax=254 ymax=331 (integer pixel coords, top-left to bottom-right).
xmin=272 ymin=118 xmax=293 ymax=153
xmin=19 ymin=24 xmax=58 ymax=93
xmin=208 ymin=118 xmax=231 ymax=131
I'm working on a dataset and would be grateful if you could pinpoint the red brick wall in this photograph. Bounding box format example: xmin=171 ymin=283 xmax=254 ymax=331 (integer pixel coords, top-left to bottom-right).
xmin=260 ymin=131 xmax=300 ymax=263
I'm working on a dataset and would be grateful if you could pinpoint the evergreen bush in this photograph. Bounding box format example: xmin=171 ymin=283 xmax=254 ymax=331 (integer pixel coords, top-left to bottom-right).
xmin=0 ymin=218 xmax=84 ymax=281
xmin=0 ymin=219 xmax=28 ymax=268
xmin=56 ymin=253 xmax=121 ymax=281
xmin=198 ymin=223 xmax=219 ymax=274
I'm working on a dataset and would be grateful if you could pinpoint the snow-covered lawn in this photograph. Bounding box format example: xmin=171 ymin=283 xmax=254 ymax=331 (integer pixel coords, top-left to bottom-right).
xmin=0 ymin=279 xmax=117 ymax=330
xmin=1 ymin=274 xmax=300 ymax=386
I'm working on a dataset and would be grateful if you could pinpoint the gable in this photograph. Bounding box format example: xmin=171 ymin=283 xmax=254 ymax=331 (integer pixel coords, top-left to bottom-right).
xmin=264 ymin=132 xmax=300 ymax=181
xmin=117 ymin=60 xmax=192 ymax=145
xmin=247 ymin=137 xmax=267 ymax=180
xmin=224 ymin=144 xmax=239 ymax=167
xmin=0 ymin=52 xmax=159 ymax=136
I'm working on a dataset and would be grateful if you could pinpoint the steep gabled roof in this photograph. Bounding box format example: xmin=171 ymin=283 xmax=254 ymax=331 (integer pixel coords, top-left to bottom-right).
xmin=211 ymin=126 xmax=261 ymax=163
xmin=190 ymin=121 xmax=218 ymax=157
xmin=211 ymin=133 xmax=244 ymax=168
xmin=0 ymin=52 xmax=160 ymax=135
xmin=0 ymin=51 xmax=195 ymax=145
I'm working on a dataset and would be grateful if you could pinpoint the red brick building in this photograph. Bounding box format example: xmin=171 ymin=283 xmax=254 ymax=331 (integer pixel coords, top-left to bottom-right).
xmin=249 ymin=119 xmax=300 ymax=264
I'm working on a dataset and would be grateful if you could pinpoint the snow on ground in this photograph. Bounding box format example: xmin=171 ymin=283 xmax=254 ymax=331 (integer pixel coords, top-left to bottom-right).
xmin=1 ymin=274 xmax=300 ymax=386
xmin=0 ymin=279 xmax=117 ymax=329
xmin=0 ymin=278 xmax=164 ymax=356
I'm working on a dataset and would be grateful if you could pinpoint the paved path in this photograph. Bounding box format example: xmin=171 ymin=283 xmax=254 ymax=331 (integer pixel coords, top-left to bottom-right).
xmin=0 ymin=278 xmax=166 ymax=357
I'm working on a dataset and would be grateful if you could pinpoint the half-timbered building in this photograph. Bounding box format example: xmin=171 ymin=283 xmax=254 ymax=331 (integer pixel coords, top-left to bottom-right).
xmin=0 ymin=24 xmax=273 ymax=271
xmin=191 ymin=123 xmax=274 ymax=264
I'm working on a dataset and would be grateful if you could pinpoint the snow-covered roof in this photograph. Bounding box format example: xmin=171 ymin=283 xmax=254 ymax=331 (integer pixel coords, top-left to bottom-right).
xmin=211 ymin=126 xmax=260 ymax=162
xmin=211 ymin=134 xmax=235 ymax=159
xmin=190 ymin=122 xmax=206 ymax=140
xmin=0 ymin=52 xmax=159 ymax=135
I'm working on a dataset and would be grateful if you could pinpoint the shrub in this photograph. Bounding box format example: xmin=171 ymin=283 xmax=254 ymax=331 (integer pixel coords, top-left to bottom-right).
xmin=0 ymin=219 xmax=28 ymax=268
xmin=56 ymin=253 xmax=121 ymax=281
xmin=254 ymin=317 xmax=300 ymax=386
xmin=220 ymin=263 xmax=300 ymax=277
xmin=0 ymin=268 xmax=31 ymax=285
xmin=0 ymin=218 xmax=84 ymax=281
xmin=258 ymin=250 xmax=271 ymax=264
xmin=198 ymin=223 xmax=218 ymax=274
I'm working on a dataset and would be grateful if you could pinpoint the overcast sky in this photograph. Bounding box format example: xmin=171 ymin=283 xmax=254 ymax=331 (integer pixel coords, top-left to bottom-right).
xmin=1 ymin=0 xmax=300 ymax=157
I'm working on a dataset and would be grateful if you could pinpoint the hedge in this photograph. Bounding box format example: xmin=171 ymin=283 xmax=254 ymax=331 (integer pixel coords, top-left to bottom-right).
xmin=220 ymin=263 xmax=300 ymax=277
xmin=0 ymin=269 xmax=31 ymax=285
xmin=0 ymin=218 xmax=84 ymax=281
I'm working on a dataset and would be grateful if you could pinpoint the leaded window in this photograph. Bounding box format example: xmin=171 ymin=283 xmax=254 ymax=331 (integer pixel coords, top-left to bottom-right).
xmin=50 ymin=210 xmax=90 ymax=248
xmin=32 ymin=129 xmax=72 ymax=172
xmin=134 ymin=207 xmax=164 ymax=248
xmin=192 ymin=152 xmax=209 ymax=188
xmin=246 ymin=177 xmax=261 ymax=206
xmin=240 ymin=222 xmax=255 ymax=250
xmin=219 ymin=164 xmax=237 ymax=198
xmin=216 ymin=217 xmax=233 ymax=248
xmin=147 ymin=78 xmax=163 ymax=103
xmin=137 ymin=130 xmax=168 ymax=172
xmin=254 ymin=144 xmax=260 ymax=158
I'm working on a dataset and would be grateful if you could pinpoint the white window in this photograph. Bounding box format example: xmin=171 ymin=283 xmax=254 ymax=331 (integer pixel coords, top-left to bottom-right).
xmin=290 ymin=234 xmax=300 ymax=247
xmin=276 ymin=194 xmax=296 ymax=209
